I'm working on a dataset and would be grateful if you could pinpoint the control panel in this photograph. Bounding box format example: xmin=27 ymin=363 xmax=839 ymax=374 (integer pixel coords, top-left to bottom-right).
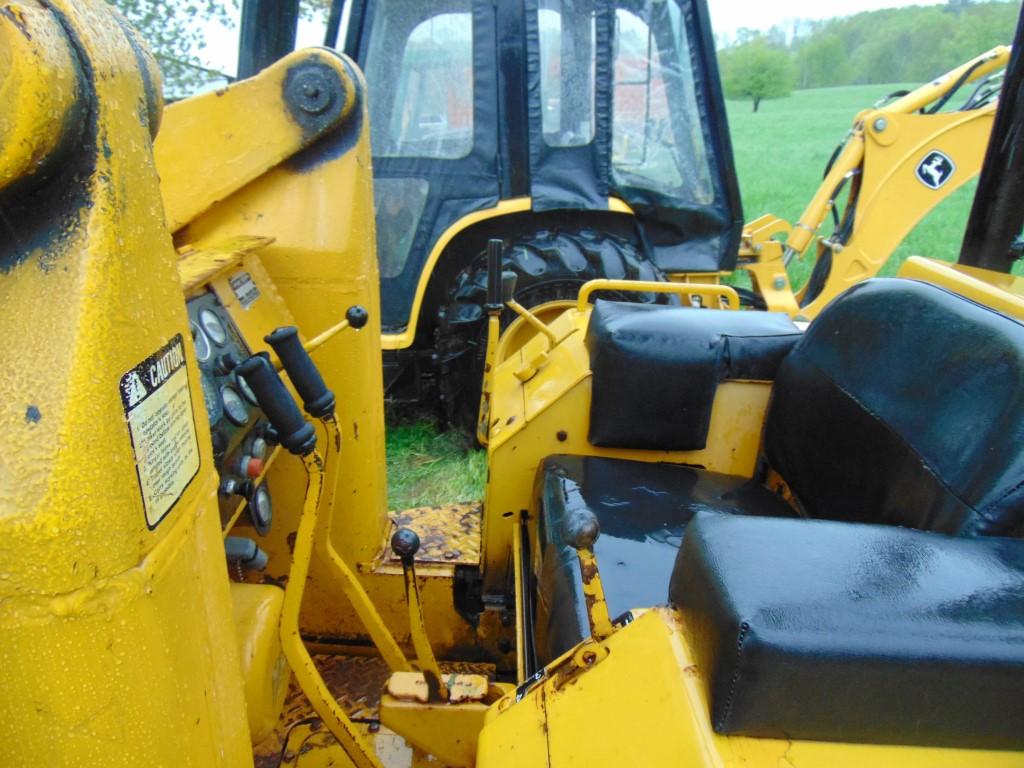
xmin=186 ymin=290 xmax=275 ymax=535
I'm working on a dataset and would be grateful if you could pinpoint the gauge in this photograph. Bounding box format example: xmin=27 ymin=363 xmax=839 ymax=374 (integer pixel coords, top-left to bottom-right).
xmin=191 ymin=322 xmax=213 ymax=363
xmin=199 ymin=308 xmax=228 ymax=346
xmin=249 ymin=483 xmax=273 ymax=535
xmin=220 ymin=384 xmax=249 ymax=426
xmin=236 ymin=371 xmax=259 ymax=407
xmin=200 ymin=373 xmax=223 ymax=425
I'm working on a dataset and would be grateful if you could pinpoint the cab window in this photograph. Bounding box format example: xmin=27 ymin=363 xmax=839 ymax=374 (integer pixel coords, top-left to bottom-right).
xmin=612 ymin=3 xmax=714 ymax=203
xmin=364 ymin=0 xmax=474 ymax=159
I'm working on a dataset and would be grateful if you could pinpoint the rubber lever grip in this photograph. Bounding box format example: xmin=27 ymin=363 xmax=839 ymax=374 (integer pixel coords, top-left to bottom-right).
xmin=265 ymin=326 xmax=336 ymax=419
xmin=236 ymin=355 xmax=317 ymax=456
xmin=486 ymin=238 xmax=503 ymax=310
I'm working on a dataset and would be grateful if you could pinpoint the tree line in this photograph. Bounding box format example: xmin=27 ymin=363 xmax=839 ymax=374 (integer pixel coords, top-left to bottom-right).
xmin=719 ymin=0 xmax=1020 ymax=111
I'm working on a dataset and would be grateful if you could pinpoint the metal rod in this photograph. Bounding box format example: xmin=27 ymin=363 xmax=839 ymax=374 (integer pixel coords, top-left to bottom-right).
xmin=316 ymin=416 xmax=412 ymax=673
xmin=959 ymin=7 xmax=1024 ymax=272
xmin=324 ymin=0 xmax=345 ymax=48
xmin=280 ymin=451 xmax=383 ymax=768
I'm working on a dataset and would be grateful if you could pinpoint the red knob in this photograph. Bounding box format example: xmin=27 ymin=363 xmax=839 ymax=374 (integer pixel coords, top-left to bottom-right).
xmin=240 ymin=456 xmax=264 ymax=478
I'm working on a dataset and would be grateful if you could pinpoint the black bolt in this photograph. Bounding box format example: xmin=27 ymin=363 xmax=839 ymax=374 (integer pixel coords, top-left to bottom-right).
xmin=556 ymin=430 xmax=568 ymax=442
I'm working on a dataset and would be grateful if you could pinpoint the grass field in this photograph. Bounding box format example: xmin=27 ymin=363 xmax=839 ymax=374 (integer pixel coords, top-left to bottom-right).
xmin=385 ymin=83 xmax=984 ymax=510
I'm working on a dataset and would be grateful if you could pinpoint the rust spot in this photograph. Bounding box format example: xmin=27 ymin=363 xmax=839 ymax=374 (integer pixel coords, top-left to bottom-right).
xmin=683 ymin=665 xmax=700 ymax=677
xmin=506 ymin=415 xmax=515 ymax=425
xmin=214 ymin=87 xmax=229 ymax=96
xmin=286 ymin=531 xmax=298 ymax=554
xmin=580 ymin=560 xmax=598 ymax=584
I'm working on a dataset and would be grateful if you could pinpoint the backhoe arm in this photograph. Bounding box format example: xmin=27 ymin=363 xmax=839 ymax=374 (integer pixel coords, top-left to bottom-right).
xmin=742 ymin=45 xmax=1010 ymax=318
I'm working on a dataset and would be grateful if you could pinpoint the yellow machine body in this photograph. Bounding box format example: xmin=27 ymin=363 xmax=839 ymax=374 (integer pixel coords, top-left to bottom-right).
xmin=0 ymin=2 xmax=251 ymax=765
xmin=3 ymin=2 xmax=1024 ymax=767
xmin=476 ymin=608 xmax=1022 ymax=768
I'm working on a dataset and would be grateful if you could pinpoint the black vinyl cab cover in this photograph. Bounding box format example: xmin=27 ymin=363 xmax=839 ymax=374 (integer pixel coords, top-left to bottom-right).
xmin=348 ymin=0 xmax=741 ymax=331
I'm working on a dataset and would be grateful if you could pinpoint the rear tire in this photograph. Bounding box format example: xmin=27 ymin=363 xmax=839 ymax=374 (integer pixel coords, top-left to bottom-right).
xmin=435 ymin=227 xmax=669 ymax=435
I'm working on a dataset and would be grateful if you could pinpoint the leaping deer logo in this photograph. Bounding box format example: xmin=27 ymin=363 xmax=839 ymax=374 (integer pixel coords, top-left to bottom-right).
xmin=916 ymin=151 xmax=955 ymax=190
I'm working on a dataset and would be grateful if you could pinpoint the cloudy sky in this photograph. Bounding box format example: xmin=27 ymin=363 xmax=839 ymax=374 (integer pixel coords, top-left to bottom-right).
xmin=709 ymin=0 xmax=949 ymax=35
xmin=200 ymin=0 xmax=953 ymax=76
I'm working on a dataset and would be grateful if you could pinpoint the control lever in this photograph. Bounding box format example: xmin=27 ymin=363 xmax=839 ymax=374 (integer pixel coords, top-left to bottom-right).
xmin=391 ymin=528 xmax=448 ymax=702
xmin=477 ymin=239 xmax=518 ymax=444
xmin=301 ymin=304 xmax=369 ymax=356
xmin=564 ymin=509 xmax=613 ymax=640
xmin=260 ymin=328 xmax=411 ymax=674
xmin=235 ymin=355 xmax=316 ymax=456
xmin=233 ymin=357 xmax=378 ymax=766
xmin=265 ymin=326 xmax=336 ymax=419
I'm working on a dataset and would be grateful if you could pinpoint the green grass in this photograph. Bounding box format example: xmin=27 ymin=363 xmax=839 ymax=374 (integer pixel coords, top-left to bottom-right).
xmin=726 ymin=84 xmax=978 ymax=286
xmin=387 ymin=84 xmax=992 ymax=508
xmin=386 ymin=421 xmax=487 ymax=510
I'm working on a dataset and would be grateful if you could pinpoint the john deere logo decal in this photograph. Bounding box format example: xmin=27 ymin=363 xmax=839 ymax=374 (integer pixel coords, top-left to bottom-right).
xmin=916 ymin=150 xmax=955 ymax=190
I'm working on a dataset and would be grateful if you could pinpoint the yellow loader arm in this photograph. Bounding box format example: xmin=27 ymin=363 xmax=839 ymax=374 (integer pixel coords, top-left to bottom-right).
xmin=741 ymin=45 xmax=1009 ymax=318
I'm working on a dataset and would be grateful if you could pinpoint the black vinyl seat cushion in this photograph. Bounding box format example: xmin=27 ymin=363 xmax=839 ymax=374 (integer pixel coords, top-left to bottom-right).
xmin=586 ymin=300 xmax=801 ymax=451
xmin=670 ymin=512 xmax=1024 ymax=749
xmin=534 ymin=455 xmax=794 ymax=663
xmin=766 ymin=278 xmax=1024 ymax=537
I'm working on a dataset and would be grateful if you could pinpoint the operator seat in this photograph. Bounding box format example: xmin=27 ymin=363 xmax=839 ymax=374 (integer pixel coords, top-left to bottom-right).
xmin=535 ymin=279 xmax=1024 ymax=663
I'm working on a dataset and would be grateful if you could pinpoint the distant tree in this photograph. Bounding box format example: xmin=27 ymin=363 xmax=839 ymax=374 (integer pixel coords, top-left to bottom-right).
xmin=721 ymin=1 xmax=1019 ymax=92
xmin=796 ymin=32 xmax=849 ymax=88
xmin=111 ymin=0 xmax=235 ymax=99
xmin=719 ymin=40 xmax=796 ymax=112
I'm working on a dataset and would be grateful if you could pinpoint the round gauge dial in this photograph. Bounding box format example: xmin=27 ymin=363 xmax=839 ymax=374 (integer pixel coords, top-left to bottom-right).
xmin=191 ymin=322 xmax=212 ymax=363
xmin=200 ymin=373 xmax=223 ymax=424
xmin=220 ymin=384 xmax=249 ymax=426
xmin=249 ymin=483 xmax=273 ymax=535
xmin=199 ymin=308 xmax=228 ymax=346
xmin=236 ymin=371 xmax=259 ymax=407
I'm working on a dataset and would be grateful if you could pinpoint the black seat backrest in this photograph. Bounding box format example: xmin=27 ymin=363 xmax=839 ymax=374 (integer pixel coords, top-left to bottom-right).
xmin=765 ymin=278 xmax=1024 ymax=537
xmin=586 ymin=300 xmax=801 ymax=451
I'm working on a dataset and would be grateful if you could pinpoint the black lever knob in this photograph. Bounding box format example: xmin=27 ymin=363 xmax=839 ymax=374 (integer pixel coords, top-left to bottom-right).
xmin=390 ymin=527 xmax=420 ymax=566
xmin=346 ymin=305 xmax=369 ymax=329
xmin=236 ymin=355 xmax=316 ymax=456
xmin=265 ymin=326 xmax=336 ymax=419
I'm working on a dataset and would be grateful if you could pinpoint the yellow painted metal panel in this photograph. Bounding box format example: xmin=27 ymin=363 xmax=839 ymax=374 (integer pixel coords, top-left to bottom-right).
xmin=480 ymin=608 xmax=1023 ymax=767
xmin=0 ymin=2 xmax=252 ymax=764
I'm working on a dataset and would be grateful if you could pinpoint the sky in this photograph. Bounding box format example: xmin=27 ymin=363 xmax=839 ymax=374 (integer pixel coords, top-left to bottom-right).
xmin=199 ymin=0 xmax=952 ymax=77
xmin=708 ymin=0 xmax=948 ymax=37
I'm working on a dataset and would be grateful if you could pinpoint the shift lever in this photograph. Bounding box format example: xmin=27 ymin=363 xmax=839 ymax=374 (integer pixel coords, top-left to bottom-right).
xmin=391 ymin=527 xmax=448 ymax=702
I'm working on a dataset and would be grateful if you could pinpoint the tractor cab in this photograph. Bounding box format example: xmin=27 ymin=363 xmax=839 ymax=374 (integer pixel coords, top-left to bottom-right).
xmin=238 ymin=0 xmax=740 ymax=420
xmin=341 ymin=0 xmax=740 ymax=327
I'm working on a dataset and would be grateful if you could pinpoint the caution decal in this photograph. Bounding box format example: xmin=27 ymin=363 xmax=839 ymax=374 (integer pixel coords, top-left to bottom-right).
xmin=120 ymin=334 xmax=201 ymax=529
